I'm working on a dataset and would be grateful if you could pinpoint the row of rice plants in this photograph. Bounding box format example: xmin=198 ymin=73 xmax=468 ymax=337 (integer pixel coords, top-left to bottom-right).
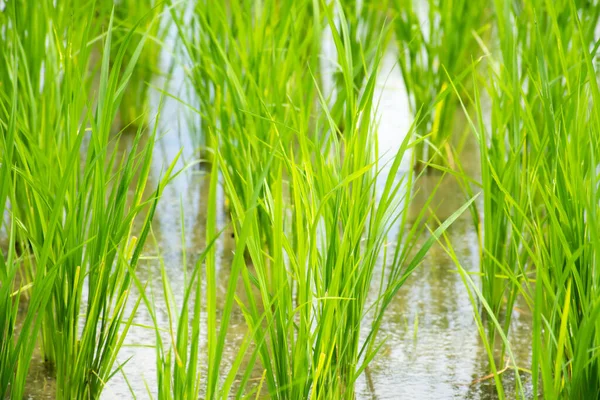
xmin=0 ymin=1 xmax=175 ymax=398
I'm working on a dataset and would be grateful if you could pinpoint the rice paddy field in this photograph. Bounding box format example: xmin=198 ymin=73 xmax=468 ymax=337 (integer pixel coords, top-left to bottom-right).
xmin=1 ymin=0 xmax=600 ymax=399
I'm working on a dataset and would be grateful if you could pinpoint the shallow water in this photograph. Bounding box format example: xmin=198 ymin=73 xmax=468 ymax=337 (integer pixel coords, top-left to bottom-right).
xmin=20 ymin=31 xmax=533 ymax=400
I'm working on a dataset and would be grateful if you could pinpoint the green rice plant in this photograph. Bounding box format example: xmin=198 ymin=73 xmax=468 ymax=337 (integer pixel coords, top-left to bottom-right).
xmin=169 ymin=0 xmax=323 ymax=391
xmin=328 ymin=0 xmax=391 ymax=133
xmin=0 ymin=0 xmax=97 ymax=362
xmin=103 ymin=0 xmax=168 ymax=130
xmin=141 ymin=234 xmax=217 ymax=400
xmin=0 ymin=228 xmax=56 ymax=400
xmin=479 ymin=0 xmax=600 ymax=348
xmin=0 ymin=71 xmax=58 ymax=400
xmin=447 ymin=25 xmax=539 ymax=400
xmin=393 ymin=0 xmax=487 ymax=171
xmin=467 ymin=53 xmax=529 ymax=355
xmin=166 ymin=1 xmax=354 ymax=393
xmin=170 ymin=0 xmax=477 ymax=397
xmin=203 ymin=7 xmax=477 ymax=398
xmin=134 ymin=161 xmax=263 ymax=400
xmin=171 ymin=0 xmax=323 ymax=163
xmin=0 ymin=0 xmax=101 ymax=276
xmin=522 ymin=5 xmax=600 ymax=396
xmin=449 ymin=0 xmax=600 ymax=397
xmin=1 ymin=5 xmax=177 ymax=398
xmin=527 ymin=77 xmax=600 ymax=399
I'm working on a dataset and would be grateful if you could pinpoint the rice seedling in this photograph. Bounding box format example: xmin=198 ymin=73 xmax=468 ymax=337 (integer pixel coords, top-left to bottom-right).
xmin=168 ymin=0 xmax=326 ymax=389
xmin=521 ymin=4 xmax=600 ymax=396
xmin=133 ymin=161 xmax=264 ymax=400
xmin=169 ymin=1 xmax=477 ymax=397
xmin=0 ymin=230 xmax=57 ymax=400
xmin=393 ymin=0 xmax=487 ymax=171
xmin=6 ymin=0 xmax=600 ymax=398
xmin=447 ymin=0 xmax=600 ymax=397
xmin=0 ymin=70 xmax=58 ymax=400
xmin=104 ymin=0 xmax=168 ymax=130
xmin=1 ymin=2 xmax=177 ymax=398
xmin=465 ymin=30 xmax=529 ymax=356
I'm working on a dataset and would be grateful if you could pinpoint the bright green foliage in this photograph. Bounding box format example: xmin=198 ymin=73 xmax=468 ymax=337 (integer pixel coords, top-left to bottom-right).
xmin=10 ymin=0 xmax=600 ymax=399
xmin=171 ymin=1 xmax=476 ymax=398
xmin=171 ymin=0 xmax=323 ymax=170
xmin=0 ymin=2 xmax=175 ymax=399
xmin=329 ymin=0 xmax=390 ymax=132
xmin=108 ymin=0 xmax=167 ymax=130
xmin=453 ymin=0 xmax=600 ymax=397
xmin=393 ymin=0 xmax=486 ymax=170
xmin=0 ymin=63 xmax=58 ymax=400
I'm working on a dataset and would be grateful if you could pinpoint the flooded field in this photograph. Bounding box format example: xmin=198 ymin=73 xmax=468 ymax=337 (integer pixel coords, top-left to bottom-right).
xmin=3 ymin=1 xmax=599 ymax=399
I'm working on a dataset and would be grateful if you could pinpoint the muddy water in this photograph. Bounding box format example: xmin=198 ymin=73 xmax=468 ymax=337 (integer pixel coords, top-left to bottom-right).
xmin=21 ymin=33 xmax=533 ymax=400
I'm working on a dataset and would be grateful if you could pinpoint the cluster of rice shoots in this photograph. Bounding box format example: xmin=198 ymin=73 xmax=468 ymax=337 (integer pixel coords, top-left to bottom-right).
xmin=0 ymin=1 xmax=175 ymax=398
xmin=450 ymin=0 xmax=600 ymax=397
xmin=393 ymin=0 xmax=487 ymax=171
xmin=113 ymin=0 xmax=167 ymax=130
xmin=170 ymin=0 xmax=475 ymax=398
